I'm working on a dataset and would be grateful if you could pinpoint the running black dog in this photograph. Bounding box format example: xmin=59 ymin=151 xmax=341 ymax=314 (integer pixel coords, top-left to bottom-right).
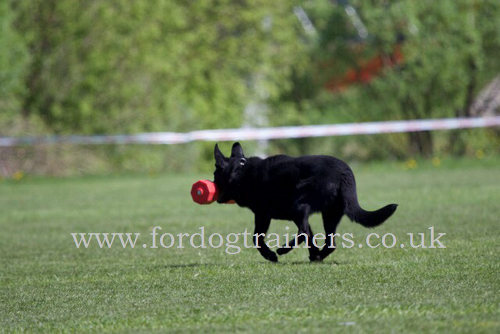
xmin=213 ymin=142 xmax=397 ymax=262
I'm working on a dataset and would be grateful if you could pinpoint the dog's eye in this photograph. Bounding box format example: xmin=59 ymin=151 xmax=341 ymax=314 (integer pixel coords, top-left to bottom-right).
xmin=240 ymin=158 xmax=247 ymax=166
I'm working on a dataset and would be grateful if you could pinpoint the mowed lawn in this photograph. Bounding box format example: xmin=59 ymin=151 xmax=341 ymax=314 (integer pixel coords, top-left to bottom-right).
xmin=1 ymin=158 xmax=499 ymax=333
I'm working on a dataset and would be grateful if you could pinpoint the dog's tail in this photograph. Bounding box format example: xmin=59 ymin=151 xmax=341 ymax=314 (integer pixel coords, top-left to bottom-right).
xmin=340 ymin=170 xmax=397 ymax=228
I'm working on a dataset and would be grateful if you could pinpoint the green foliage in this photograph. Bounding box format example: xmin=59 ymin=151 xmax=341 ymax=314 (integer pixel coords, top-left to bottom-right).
xmin=1 ymin=0 xmax=499 ymax=174
xmin=0 ymin=0 xmax=28 ymax=119
xmin=13 ymin=0 xmax=304 ymax=134
xmin=271 ymin=0 xmax=500 ymax=158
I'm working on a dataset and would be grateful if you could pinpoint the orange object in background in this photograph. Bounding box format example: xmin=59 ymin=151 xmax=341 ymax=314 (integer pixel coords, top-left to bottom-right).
xmin=191 ymin=180 xmax=235 ymax=205
xmin=324 ymin=44 xmax=404 ymax=92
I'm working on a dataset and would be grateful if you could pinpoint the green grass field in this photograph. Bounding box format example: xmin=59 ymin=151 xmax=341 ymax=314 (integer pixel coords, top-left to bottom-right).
xmin=1 ymin=158 xmax=499 ymax=333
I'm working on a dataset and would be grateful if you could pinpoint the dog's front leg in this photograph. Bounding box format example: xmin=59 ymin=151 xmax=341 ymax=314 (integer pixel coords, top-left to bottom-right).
xmin=253 ymin=214 xmax=278 ymax=263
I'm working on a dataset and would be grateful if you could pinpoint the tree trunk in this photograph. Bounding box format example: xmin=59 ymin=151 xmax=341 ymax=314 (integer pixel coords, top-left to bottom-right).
xmin=409 ymin=131 xmax=433 ymax=157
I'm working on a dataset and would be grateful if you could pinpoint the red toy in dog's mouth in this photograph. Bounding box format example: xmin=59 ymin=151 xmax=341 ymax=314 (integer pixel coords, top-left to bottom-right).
xmin=191 ymin=180 xmax=235 ymax=204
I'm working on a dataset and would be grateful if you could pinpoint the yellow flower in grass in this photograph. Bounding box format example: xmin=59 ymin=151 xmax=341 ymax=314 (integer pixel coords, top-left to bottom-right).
xmin=432 ymin=157 xmax=441 ymax=167
xmin=475 ymin=149 xmax=484 ymax=159
xmin=404 ymin=159 xmax=417 ymax=170
xmin=13 ymin=171 xmax=24 ymax=181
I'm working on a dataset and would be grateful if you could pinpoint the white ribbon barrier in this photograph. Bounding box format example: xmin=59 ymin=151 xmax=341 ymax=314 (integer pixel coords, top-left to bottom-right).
xmin=0 ymin=116 xmax=499 ymax=147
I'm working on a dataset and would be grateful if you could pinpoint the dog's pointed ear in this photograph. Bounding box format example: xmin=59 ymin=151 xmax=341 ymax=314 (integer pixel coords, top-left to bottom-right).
xmin=214 ymin=143 xmax=226 ymax=168
xmin=231 ymin=142 xmax=244 ymax=158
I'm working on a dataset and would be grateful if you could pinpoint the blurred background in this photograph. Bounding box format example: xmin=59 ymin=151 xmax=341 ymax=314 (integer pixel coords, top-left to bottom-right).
xmin=1 ymin=0 xmax=499 ymax=177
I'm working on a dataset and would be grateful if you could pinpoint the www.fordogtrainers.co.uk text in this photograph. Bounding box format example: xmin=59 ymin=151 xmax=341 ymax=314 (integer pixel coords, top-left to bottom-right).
xmin=70 ymin=226 xmax=446 ymax=254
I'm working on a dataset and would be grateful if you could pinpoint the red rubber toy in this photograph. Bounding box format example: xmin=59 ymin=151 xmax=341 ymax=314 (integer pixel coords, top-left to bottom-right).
xmin=191 ymin=180 xmax=234 ymax=204
xmin=191 ymin=180 xmax=217 ymax=204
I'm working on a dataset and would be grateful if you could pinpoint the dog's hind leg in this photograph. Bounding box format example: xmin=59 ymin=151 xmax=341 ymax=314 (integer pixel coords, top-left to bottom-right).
xmin=253 ymin=214 xmax=278 ymax=262
xmin=319 ymin=204 xmax=344 ymax=261
xmin=276 ymin=205 xmax=321 ymax=261
xmin=275 ymin=222 xmax=303 ymax=256
xmin=305 ymin=223 xmax=322 ymax=262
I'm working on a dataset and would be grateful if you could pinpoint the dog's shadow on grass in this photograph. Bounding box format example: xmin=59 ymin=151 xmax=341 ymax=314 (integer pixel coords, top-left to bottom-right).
xmin=285 ymin=260 xmax=342 ymax=266
xmin=159 ymin=260 xmax=342 ymax=269
xmin=158 ymin=263 xmax=220 ymax=269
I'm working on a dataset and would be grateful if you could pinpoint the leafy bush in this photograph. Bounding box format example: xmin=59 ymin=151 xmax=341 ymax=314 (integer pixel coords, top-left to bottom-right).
xmin=1 ymin=0 xmax=498 ymax=176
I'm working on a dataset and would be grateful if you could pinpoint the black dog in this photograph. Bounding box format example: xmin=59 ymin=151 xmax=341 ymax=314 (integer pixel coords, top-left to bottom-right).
xmin=213 ymin=142 xmax=397 ymax=262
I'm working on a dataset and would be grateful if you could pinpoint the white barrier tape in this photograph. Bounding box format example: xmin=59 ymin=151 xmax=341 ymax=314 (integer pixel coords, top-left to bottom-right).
xmin=0 ymin=117 xmax=498 ymax=147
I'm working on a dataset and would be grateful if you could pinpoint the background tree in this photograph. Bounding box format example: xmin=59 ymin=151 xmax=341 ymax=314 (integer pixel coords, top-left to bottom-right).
xmin=1 ymin=0 xmax=498 ymax=175
xmin=0 ymin=0 xmax=28 ymax=126
xmin=271 ymin=0 xmax=500 ymax=158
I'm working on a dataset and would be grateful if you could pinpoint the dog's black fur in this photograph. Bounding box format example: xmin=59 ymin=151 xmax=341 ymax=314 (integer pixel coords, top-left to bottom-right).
xmin=213 ymin=142 xmax=397 ymax=262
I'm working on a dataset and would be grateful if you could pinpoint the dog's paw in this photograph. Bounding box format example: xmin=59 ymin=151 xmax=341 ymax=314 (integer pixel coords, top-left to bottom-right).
xmin=309 ymin=254 xmax=323 ymax=262
xmin=276 ymin=247 xmax=288 ymax=256
xmin=265 ymin=252 xmax=278 ymax=263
